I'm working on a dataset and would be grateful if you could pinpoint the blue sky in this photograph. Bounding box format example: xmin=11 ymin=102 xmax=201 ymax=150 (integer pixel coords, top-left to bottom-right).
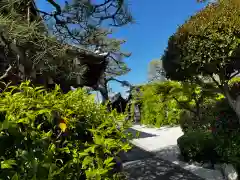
xmin=36 ymin=0 xmax=206 ymax=97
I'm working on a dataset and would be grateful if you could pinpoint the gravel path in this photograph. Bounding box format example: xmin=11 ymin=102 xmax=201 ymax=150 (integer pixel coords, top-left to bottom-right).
xmin=121 ymin=124 xmax=224 ymax=180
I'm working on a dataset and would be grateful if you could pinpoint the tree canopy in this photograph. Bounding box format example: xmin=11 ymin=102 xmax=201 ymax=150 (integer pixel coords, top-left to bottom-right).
xmin=0 ymin=0 xmax=133 ymax=92
xmin=163 ymin=0 xmax=240 ymax=81
xmin=38 ymin=0 xmax=133 ymax=89
xmin=162 ymin=0 xmax=240 ymax=120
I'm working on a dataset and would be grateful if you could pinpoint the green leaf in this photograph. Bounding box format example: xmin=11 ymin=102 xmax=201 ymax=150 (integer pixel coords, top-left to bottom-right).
xmin=106 ymin=162 xmax=115 ymax=168
xmin=1 ymin=159 xmax=16 ymax=169
xmin=0 ymin=119 xmax=9 ymax=130
xmin=90 ymin=146 xmax=96 ymax=153
xmin=122 ymin=143 xmax=132 ymax=152
xmin=103 ymin=157 xmax=114 ymax=165
xmin=82 ymin=156 xmax=93 ymax=169
xmin=37 ymin=123 xmax=43 ymax=130
xmin=49 ymin=144 xmax=56 ymax=152
xmin=11 ymin=173 xmax=19 ymax=180
xmin=136 ymin=131 xmax=140 ymax=138
xmin=94 ymin=135 xmax=103 ymax=145
xmin=79 ymin=152 xmax=89 ymax=157
xmin=31 ymin=175 xmax=37 ymax=180
xmin=37 ymin=109 xmax=52 ymax=115
xmin=42 ymin=131 xmax=52 ymax=139
xmin=62 ymin=147 xmax=70 ymax=154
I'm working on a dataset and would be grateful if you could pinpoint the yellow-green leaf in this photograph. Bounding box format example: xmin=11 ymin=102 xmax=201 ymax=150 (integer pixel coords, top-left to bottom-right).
xmin=103 ymin=157 xmax=114 ymax=165
xmin=1 ymin=159 xmax=16 ymax=169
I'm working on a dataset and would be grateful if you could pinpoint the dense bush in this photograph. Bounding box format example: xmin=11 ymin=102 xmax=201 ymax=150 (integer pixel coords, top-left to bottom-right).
xmin=178 ymin=83 xmax=226 ymax=133
xmin=135 ymin=80 xmax=223 ymax=130
xmin=178 ymin=94 xmax=240 ymax=168
xmin=179 ymin=111 xmax=198 ymax=133
xmin=171 ymin=78 xmax=240 ymax=134
xmin=179 ymin=108 xmax=212 ymax=134
xmin=214 ymin=131 xmax=240 ymax=173
xmin=203 ymin=78 xmax=240 ymax=135
xmin=136 ymin=81 xmax=183 ymax=127
xmin=178 ymin=124 xmax=240 ymax=170
xmin=177 ymin=78 xmax=240 ymax=168
xmin=179 ymin=96 xmax=221 ymax=133
xmin=0 ymin=81 xmax=132 ymax=180
xmin=210 ymin=99 xmax=239 ymax=135
xmin=133 ymin=78 xmax=240 ymax=136
xmin=177 ymin=131 xmax=219 ymax=165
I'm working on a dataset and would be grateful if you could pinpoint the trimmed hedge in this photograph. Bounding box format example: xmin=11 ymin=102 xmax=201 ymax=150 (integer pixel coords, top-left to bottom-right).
xmin=0 ymin=81 xmax=132 ymax=180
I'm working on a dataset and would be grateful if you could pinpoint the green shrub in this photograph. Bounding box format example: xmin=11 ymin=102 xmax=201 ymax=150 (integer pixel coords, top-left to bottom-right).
xmin=179 ymin=101 xmax=217 ymax=133
xmin=179 ymin=111 xmax=198 ymax=133
xmin=213 ymin=130 xmax=240 ymax=174
xmin=205 ymin=78 xmax=240 ymax=171
xmin=134 ymin=80 xmax=227 ymax=132
xmin=179 ymin=88 xmax=225 ymax=133
xmin=0 ymin=81 xmax=132 ymax=180
xmin=207 ymin=77 xmax=240 ymax=135
xmin=177 ymin=131 xmax=219 ymax=164
xmin=135 ymin=81 xmax=183 ymax=127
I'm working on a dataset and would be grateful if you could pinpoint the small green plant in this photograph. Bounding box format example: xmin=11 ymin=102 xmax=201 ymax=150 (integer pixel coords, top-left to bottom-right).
xmin=0 ymin=81 xmax=132 ymax=180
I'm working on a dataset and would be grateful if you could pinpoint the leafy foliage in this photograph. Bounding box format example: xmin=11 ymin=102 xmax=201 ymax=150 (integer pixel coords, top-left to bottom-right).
xmin=177 ymin=77 xmax=240 ymax=166
xmin=159 ymin=0 xmax=240 ymax=169
xmin=162 ymin=0 xmax=240 ymax=122
xmin=0 ymin=0 xmax=133 ymax=93
xmin=177 ymin=131 xmax=219 ymax=164
xmin=178 ymin=83 xmax=225 ymax=133
xmin=134 ymin=80 xmax=222 ymax=128
xmin=39 ymin=0 xmax=133 ymax=88
xmin=163 ymin=0 xmax=240 ymax=82
xmin=214 ymin=131 xmax=240 ymax=172
xmin=134 ymin=81 xmax=183 ymax=127
xmin=41 ymin=0 xmax=133 ymax=47
xmin=0 ymin=81 xmax=132 ymax=180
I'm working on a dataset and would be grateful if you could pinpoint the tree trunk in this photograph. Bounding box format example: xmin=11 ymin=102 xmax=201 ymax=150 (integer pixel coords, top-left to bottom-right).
xmin=99 ymin=86 xmax=108 ymax=104
xmin=96 ymin=78 xmax=109 ymax=104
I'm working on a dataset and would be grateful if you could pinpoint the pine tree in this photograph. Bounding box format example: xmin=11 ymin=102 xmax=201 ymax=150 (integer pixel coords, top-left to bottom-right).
xmin=0 ymin=0 xmax=133 ymax=93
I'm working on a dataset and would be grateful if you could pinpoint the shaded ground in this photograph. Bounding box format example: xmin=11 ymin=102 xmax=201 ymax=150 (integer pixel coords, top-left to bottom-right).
xmin=120 ymin=128 xmax=205 ymax=180
xmin=125 ymin=127 xmax=157 ymax=139
xmin=123 ymin=156 xmax=204 ymax=180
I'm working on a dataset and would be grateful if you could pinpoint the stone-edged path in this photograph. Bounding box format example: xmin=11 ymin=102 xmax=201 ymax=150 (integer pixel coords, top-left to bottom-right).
xmin=121 ymin=124 xmax=224 ymax=180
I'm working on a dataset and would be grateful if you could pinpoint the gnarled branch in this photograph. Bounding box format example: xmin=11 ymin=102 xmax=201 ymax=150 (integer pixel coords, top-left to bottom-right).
xmin=0 ymin=65 xmax=12 ymax=80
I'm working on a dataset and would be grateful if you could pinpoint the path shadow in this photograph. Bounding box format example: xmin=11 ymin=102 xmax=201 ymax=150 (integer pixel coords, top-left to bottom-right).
xmin=154 ymin=145 xmax=181 ymax=162
xmin=122 ymin=145 xmax=204 ymax=180
xmin=120 ymin=145 xmax=155 ymax=163
xmin=155 ymin=145 xmax=223 ymax=180
xmin=125 ymin=127 xmax=157 ymax=139
xmin=121 ymin=125 xmax=222 ymax=179
xmin=119 ymin=127 xmax=156 ymax=163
